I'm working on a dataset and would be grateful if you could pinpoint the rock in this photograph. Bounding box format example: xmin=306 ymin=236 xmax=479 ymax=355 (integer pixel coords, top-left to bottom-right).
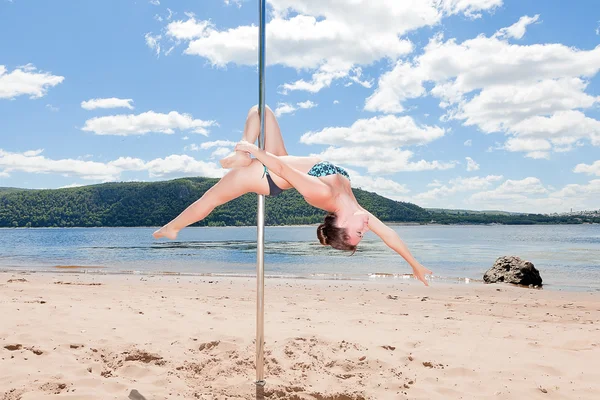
xmin=128 ymin=389 xmax=148 ymax=400
xmin=484 ymin=256 xmax=542 ymax=286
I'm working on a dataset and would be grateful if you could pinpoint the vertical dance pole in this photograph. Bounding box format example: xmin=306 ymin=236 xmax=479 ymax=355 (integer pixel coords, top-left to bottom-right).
xmin=255 ymin=0 xmax=267 ymax=387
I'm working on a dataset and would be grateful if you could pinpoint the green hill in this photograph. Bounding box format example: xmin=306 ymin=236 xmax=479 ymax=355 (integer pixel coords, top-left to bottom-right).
xmin=0 ymin=177 xmax=429 ymax=228
xmin=0 ymin=178 xmax=597 ymax=228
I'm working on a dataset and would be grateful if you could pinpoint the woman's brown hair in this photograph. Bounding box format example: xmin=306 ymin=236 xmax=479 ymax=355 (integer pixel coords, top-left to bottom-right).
xmin=316 ymin=213 xmax=357 ymax=253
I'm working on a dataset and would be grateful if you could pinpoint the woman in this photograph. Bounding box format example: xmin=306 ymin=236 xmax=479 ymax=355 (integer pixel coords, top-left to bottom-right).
xmin=153 ymin=105 xmax=432 ymax=286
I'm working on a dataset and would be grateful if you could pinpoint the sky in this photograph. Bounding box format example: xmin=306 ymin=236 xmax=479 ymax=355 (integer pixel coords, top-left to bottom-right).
xmin=1 ymin=0 xmax=600 ymax=214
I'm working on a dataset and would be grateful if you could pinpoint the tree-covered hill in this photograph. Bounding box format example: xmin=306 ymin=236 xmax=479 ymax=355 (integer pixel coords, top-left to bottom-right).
xmin=0 ymin=177 xmax=430 ymax=228
xmin=0 ymin=178 xmax=597 ymax=228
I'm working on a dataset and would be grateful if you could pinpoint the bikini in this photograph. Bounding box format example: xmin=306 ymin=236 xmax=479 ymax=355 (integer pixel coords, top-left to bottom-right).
xmin=263 ymin=161 xmax=350 ymax=197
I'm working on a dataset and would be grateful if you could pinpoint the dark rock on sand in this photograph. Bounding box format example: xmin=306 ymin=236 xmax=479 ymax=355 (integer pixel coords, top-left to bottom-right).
xmin=484 ymin=256 xmax=543 ymax=286
xmin=128 ymin=389 xmax=148 ymax=400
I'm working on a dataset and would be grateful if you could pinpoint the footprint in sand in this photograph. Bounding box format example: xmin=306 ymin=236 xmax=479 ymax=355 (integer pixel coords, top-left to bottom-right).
xmin=39 ymin=382 xmax=68 ymax=394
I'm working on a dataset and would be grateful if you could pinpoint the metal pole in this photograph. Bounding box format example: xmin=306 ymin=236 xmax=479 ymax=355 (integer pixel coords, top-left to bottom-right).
xmin=255 ymin=0 xmax=266 ymax=387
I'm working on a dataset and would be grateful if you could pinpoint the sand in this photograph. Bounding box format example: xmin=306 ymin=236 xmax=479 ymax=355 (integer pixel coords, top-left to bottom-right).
xmin=1 ymin=272 xmax=599 ymax=399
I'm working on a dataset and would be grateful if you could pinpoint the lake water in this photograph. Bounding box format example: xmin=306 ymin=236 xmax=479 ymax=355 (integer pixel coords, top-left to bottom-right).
xmin=1 ymin=225 xmax=599 ymax=292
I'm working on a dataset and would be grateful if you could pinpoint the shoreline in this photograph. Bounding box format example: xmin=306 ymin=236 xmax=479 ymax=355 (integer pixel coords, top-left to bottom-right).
xmin=1 ymin=271 xmax=599 ymax=399
xmin=1 ymin=267 xmax=597 ymax=293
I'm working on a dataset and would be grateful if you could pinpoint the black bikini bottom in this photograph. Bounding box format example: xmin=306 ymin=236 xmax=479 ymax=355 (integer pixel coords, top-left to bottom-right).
xmin=266 ymin=174 xmax=284 ymax=197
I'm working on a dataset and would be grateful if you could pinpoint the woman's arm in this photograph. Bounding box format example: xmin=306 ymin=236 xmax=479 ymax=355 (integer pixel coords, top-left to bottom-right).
xmin=235 ymin=141 xmax=332 ymax=203
xmin=366 ymin=212 xmax=432 ymax=286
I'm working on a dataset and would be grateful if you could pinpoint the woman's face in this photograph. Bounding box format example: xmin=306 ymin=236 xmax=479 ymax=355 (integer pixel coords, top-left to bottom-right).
xmin=341 ymin=214 xmax=370 ymax=246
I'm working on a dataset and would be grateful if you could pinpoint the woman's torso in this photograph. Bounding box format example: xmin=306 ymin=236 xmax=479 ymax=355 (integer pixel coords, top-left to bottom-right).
xmin=258 ymin=156 xmax=352 ymax=210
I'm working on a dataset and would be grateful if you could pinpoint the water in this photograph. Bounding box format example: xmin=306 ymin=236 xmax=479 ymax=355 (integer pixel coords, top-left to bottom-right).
xmin=1 ymin=225 xmax=599 ymax=292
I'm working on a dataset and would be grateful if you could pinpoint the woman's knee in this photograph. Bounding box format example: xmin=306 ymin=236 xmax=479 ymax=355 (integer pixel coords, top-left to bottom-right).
xmin=248 ymin=104 xmax=273 ymax=117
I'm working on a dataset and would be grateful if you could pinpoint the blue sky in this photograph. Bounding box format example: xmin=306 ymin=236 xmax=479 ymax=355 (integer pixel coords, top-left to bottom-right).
xmin=1 ymin=0 xmax=599 ymax=213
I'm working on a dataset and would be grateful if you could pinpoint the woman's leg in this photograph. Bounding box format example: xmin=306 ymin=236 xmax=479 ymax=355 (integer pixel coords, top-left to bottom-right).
xmin=153 ymin=162 xmax=265 ymax=240
xmin=220 ymin=105 xmax=288 ymax=168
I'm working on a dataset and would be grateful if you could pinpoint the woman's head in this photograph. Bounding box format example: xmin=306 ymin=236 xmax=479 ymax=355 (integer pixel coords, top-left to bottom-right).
xmin=317 ymin=212 xmax=370 ymax=252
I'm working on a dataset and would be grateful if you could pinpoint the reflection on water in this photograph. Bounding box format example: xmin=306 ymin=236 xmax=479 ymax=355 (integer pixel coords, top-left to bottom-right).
xmin=0 ymin=225 xmax=599 ymax=291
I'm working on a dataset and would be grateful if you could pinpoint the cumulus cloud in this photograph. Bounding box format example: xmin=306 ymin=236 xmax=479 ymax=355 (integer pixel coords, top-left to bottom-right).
xmin=0 ymin=64 xmax=64 ymax=100
xmin=145 ymin=32 xmax=162 ymax=56
xmin=224 ymin=0 xmax=243 ymax=7
xmin=494 ymin=14 xmax=540 ymax=39
xmin=574 ymin=160 xmax=600 ymax=176
xmin=345 ymin=168 xmax=410 ymax=201
xmin=81 ymin=98 xmax=134 ymax=110
xmin=274 ymin=103 xmax=297 ymax=117
xmin=460 ymin=177 xmax=600 ymax=213
xmin=0 ymin=148 xmax=225 ymax=182
xmin=81 ymin=111 xmax=218 ymax=136
xmin=274 ymin=100 xmax=318 ymax=117
xmin=301 ymin=115 xmax=445 ymax=147
xmin=466 ymin=157 xmax=480 ymax=171
xmin=414 ymin=175 xmax=503 ymax=202
xmin=156 ymin=0 xmax=499 ymax=93
xmin=199 ymin=140 xmax=237 ymax=149
xmin=312 ymin=146 xmax=455 ymax=174
xmin=365 ymin=16 xmax=600 ymax=158
xmin=464 ymin=139 xmax=472 ymax=146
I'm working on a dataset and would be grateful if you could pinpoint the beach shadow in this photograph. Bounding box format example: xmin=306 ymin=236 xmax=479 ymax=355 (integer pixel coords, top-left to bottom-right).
xmin=256 ymin=383 xmax=265 ymax=400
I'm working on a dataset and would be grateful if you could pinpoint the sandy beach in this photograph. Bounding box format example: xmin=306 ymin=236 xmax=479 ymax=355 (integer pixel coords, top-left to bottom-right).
xmin=1 ymin=272 xmax=599 ymax=400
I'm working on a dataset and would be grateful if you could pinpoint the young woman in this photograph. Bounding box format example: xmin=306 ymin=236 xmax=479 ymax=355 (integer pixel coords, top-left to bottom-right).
xmin=153 ymin=105 xmax=432 ymax=286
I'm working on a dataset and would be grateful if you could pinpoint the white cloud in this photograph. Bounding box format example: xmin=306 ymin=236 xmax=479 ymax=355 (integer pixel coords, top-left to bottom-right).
xmin=365 ymin=61 xmax=426 ymax=113
xmin=81 ymin=98 xmax=134 ymax=110
xmin=59 ymin=183 xmax=85 ymax=189
xmin=415 ymin=175 xmax=503 ymax=202
xmin=437 ymin=0 xmax=503 ymax=19
xmin=0 ymin=148 xmax=122 ymax=181
xmin=81 ymin=111 xmax=218 ymax=136
xmin=470 ymin=177 xmax=548 ymax=202
xmin=158 ymin=1 xmax=499 ymax=93
xmin=313 ymin=146 xmax=455 ymax=174
xmin=462 ymin=177 xmax=600 ymax=213
xmin=574 ymin=160 xmax=600 ymax=176
xmin=184 ymin=144 xmax=200 ymax=151
xmin=274 ymin=100 xmax=318 ymax=117
xmin=144 ymin=32 xmax=162 ymax=56
xmin=0 ymin=64 xmax=64 ymax=100
xmin=149 ymin=0 xmax=160 ymax=5
xmin=46 ymin=104 xmax=59 ymax=112
xmin=464 ymin=139 xmax=472 ymax=146
xmin=345 ymin=168 xmax=410 ymax=201
xmin=494 ymin=14 xmax=539 ymax=40
xmin=224 ymin=0 xmax=243 ymax=7
xmin=297 ymin=100 xmax=317 ymax=109
xmin=366 ymin=17 xmax=600 ymax=158
xmin=199 ymin=140 xmax=236 ymax=149
xmin=275 ymin=102 xmax=297 ymax=117
xmin=466 ymin=157 xmax=479 ymax=171
xmin=210 ymin=147 xmax=231 ymax=159
xmin=504 ymin=137 xmax=551 ymax=159
xmin=0 ymin=148 xmax=225 ymax=182
xmin=301 ymin=115 xmax=445 ymax=147
xmin=333 ymin=100 xmax=339 ymax=104
xmin=143 ymin=155 xmax=224 ymax=178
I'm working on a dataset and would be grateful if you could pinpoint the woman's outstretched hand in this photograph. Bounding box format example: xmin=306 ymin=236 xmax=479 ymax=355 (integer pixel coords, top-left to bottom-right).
xmin=235 ymin=140 xmax=259 ymax=155
xmin=412 ymin=263 xmax=433 ymax=286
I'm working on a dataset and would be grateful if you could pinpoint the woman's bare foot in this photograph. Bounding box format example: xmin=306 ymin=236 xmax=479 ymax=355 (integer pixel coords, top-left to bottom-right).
xmin=220 ymin=151 xmax=252 ymax=169
xmin=152 ymin=224 xmax=179 ymax=240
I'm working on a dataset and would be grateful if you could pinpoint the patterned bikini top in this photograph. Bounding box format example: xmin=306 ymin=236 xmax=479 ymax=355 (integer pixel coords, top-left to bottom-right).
xmin=307 ymin=161 xmax=350 ymax=181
